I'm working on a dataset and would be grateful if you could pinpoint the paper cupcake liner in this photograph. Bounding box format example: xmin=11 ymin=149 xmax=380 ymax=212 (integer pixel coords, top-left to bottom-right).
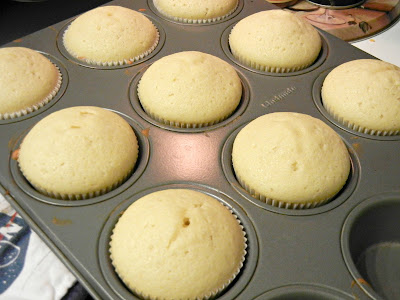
xmin=153 ymin=0 xmax=238 ymax=24
xmin=138 ymin=88 xmax=235 ymax=128
xmin=63 ymin=26 xmax=160 ymax=67
xmin=0 ymin=65 xmax=62 ymax=120
xmin=144 ymin=106 xmax=232 ymax=128
xmin=230 ymin=46 xmax=313 ymax=73
xmin=109 ymin=198 xmax=247 ymax=300
xmin=207 ymin=205 xmax=247 ymax=299
xmin=20 ymin=164 xmax=133 ymax=200
xmin=323 ymin=101 xmax=400 ymax=136
xmin=236 ymin=174 xmax=330 ymax=209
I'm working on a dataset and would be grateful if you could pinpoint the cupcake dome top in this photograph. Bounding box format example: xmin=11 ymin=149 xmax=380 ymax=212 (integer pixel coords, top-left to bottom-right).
xmin=0 ymin=47 xmax=61 ymax=119
xmin=322 ymin=59 xmax=400 ymax=135
xmin=232 ymin=112 xmax=350 ymax=207
xmin=18 ymin=106 xmax=138 ymax=199
xmin=63 ymin=5 xmax=159 ymax=65
xmin=229 ymin=10 xmax=322 ymax=72
xmin=153 ymin=0 xmax=238 ymax=22
xmin=110 ymin=188 xmax=246 ymax=300
xmin=137 ymin=51 xmax=242 ymax=127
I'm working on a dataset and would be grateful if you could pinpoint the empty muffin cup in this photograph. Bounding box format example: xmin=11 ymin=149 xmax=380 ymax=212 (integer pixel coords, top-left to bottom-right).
xmin=254 ymin=284 xmax=355 ymax=300
xmin=341 ymin=193 xmax=400 ymax=300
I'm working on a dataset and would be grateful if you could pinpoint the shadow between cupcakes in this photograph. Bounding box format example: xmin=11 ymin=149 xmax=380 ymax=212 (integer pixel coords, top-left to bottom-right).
xmin=221 ymin=123 xmax=360 ymax=216
xmin=129 ymin=64 xmax=250 ymax=133
xmin=98 ymin=182 xmax=259 ymax=300
xmin=9 ymin=110 xmax=149 ymax=207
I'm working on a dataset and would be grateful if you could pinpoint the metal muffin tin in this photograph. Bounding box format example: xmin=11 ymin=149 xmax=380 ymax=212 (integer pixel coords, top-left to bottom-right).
xmin=1 ymin=0 xmax=399 ymax=299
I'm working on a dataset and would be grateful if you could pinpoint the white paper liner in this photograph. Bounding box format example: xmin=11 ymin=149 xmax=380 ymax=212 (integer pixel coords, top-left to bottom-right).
xmin=323 ymin=100 xmax=400 ymax=136
xmin=143 ymin=104 xmax=233 ymax=128
xmin=153 ymin=0 xmax=239 ymax=24
xmin=62 ymin=25 xmax=160 ymax=67
xmin=0 ymin=65 xmax=62 ymax=120
xmin=109 ymin=198 xmax=247 ymax=300
xmin=19 ymin=162 xmax=134 ymax=200
xmin=137 ymin=84 xmax=236 ymax=128
xmin=236 ymin=174 xmax=331 ymax=209
xmin=230 ymin=46 xmax=313 ymax=73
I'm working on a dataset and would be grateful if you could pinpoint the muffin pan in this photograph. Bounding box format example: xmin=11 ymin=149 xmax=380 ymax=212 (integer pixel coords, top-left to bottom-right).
xmin=1 ymin=0 xmax=399 ymax=299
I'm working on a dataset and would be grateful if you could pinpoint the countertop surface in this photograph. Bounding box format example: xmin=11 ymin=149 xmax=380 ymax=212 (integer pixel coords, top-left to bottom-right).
xmin=352 ymin=17 xmax=400 ymax=67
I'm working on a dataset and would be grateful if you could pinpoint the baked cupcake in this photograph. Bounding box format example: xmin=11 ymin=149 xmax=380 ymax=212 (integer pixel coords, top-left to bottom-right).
xmin=0 ymin=47 xmax=61 ymax=120
xmin=137 ymin=51 xmax=242 ymax=128
xmin=17 ymin=106 xmax=139 ymax=200
xmin=229 ymin=10 xmax=322 ymax=73
xmin=63 ymin=5 xmax=159 ymax=66
xmin=232 ymin=112 xmax=350 ymax=209
xmin=321 ymin=59 xmax=400 ymax=136
xmin=153 ymin=0 xmax=238 ymax=23
xmin=110 ymin=188 xmax=246 ymax=300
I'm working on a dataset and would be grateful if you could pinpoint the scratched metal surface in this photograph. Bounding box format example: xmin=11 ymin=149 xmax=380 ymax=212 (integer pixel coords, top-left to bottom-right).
xmin=1 ymin=0 xmax=400 ymax=299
